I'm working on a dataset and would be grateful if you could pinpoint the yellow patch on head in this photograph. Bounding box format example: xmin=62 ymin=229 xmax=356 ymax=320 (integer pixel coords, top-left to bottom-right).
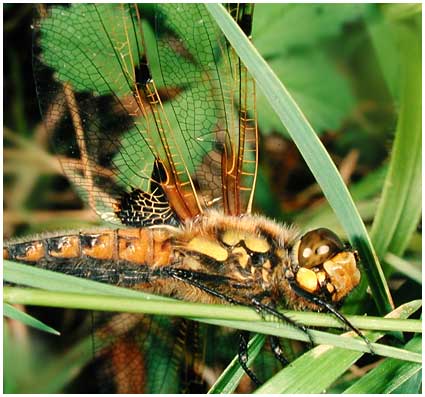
xmin=187 ymin=237 xmax=228 ymax=262
xmin=316 ymin=271 xmax=326 ymax=284
xmin=296 ymin=267 xmax=318 ymax=293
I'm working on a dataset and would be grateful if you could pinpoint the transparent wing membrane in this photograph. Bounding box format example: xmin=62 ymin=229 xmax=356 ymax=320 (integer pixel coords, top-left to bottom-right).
xmin=34 ymin=4 xmax=258 ymax=225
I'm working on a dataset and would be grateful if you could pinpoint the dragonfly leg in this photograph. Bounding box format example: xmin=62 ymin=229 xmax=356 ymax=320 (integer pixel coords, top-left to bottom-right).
xmin=238 ymin=331 xmax=262 ymax=386
xmin=269 ymin=336 xmax=289 ymax=366
xmin=251 ymin=297 xmax=315 ymax=347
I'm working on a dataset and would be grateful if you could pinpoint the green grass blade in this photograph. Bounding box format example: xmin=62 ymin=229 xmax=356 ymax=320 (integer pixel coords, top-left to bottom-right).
xmin=342 ymin=334 xmax=422 ymax=394
xmin=4 ymin=284 xmax=421 ymax=363
xmin=4 ymin=260 xmax=171 ymax=301
xmin=385 ymin=253 xmax=422 ymax=284
xmin=3 ymin=303 xmax=60 ymax=335
xmin=253 ymin=300 xmax=421 ymax=393
xmin=4 ymin=262 xmax=422 ymax=333
xmin=205 ymin=3 xmax=392 ymax=314
xmin=200 ymin=318 xmax=421 ymax=364
xmin=369 ymin=10 xmax=421 ymax=260
xmin=208 ymin=334 xmax=266 ymax=394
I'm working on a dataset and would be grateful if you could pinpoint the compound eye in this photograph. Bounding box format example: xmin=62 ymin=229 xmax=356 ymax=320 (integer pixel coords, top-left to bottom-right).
xmin=298 ymin=228 xmax=344 ymax=268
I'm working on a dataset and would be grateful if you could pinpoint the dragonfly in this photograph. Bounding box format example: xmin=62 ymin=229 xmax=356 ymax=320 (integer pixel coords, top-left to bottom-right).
xmin=4 ymin=3 xmax=367 ymax=393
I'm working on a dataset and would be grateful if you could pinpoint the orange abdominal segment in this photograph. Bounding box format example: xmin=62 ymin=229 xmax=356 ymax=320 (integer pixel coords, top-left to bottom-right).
xmin=82 ymin=232 xmax=114 ymax=260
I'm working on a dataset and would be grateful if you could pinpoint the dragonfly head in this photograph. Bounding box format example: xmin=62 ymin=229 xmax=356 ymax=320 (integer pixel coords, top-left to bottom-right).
xmin=291 ymin=228 xmax=361 ymax=303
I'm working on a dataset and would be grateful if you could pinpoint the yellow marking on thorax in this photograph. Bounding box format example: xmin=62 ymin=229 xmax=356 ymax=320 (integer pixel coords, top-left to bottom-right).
xmin=187 ymin=236 xmax=228 ymax=262
xmin=183 ymin=256 xmax=203 ymax=271
xmin=262 ymin=268 xmax=270 ymax=283
xmin=222 ymin=230 xmax=245 ymax=246
xmin=222 ymin=229 xmax=270 ymax=254
xmin=244 ymin=236 xmax=270 ymax=253
xmin=232 ymin=246 xmax=249 ymax=268
xmin=49 ymin=236 xmax=79 ymax=258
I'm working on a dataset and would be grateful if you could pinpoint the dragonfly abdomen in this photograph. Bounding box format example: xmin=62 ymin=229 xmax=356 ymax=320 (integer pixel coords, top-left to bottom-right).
xmin=4 ymin=228 xmax=174 ymax=269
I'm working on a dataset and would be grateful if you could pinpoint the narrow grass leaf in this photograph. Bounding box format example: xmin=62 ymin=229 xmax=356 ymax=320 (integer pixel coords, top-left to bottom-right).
xmin=4 ymin=260 xmax=171 ymax=301
xmin=3 ymin=303 xmax=60 ymax=335
xmin=4 ymin=283 xmax=421 ymax=334
xmin=385 ymin=253 xmax=422 ymax=284
xmin=201 ymin=318 xmax=421 ymax=364
xmin=5 ymin=285 xmax=420 ymax=363
xmin=370 ymin=11 xmax=421 ymax=261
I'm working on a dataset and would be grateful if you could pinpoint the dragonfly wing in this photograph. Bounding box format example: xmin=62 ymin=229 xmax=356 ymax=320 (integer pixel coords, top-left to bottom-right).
xmin=154 ymin=4 xmax=258 ymax=215
xmin=33 ymin=4 xmax=197 ymax=226
xmin=34 ymin=4 xmax=258 ymax=224
xmin=92 ymin=312 xmax=213 ymax=393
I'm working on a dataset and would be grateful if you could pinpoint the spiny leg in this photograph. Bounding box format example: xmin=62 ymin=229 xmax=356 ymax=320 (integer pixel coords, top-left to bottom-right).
xmin=238 ymin=331 xmax=261 ymax=387
xmin=251 ymin=297 xmax=315 ymax=347
xmin=269 ymin=336 xmax=289 ymax=366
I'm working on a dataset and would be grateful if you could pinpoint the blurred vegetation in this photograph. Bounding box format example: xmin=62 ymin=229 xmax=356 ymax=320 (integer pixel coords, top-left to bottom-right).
xmin=3 ymin=3 xmax=421 ymax=394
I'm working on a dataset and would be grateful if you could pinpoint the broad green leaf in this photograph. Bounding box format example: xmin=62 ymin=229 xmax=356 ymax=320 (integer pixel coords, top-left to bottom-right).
xmin=256 ymin=49 xmax=355 ymax=134
xmin=367 ymin=9 xmax=401 ymax=100
xmin=253 ymin=4 xmax=371 ymax=56
xmin=253 ymin=4 xmax=369 ymax=135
